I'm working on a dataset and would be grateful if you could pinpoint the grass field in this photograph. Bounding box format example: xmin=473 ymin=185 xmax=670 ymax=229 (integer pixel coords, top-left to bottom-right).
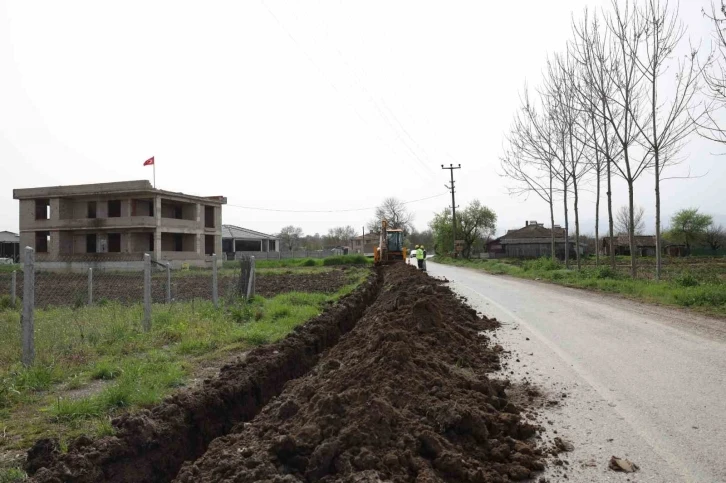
xmin=434 ymin=256 xmax=726 ymax=317
xmin=0 ymin=267 xmax=370 ymax=479
xmin=225 ymin=254 xmax=372 ymax=270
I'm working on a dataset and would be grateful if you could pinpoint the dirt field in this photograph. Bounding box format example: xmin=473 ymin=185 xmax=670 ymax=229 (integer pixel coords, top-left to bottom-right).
xmin=25 ymin=264 xmax=544 ymax=482
xmin=0 ymin=269 xmax=350 ymax=307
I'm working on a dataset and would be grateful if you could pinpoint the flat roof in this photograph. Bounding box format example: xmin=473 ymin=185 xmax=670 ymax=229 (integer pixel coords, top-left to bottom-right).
xmin=13 ymin=180 xmax=226 ymax=205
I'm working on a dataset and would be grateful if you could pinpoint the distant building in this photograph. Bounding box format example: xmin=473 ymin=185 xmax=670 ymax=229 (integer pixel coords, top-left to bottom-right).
xmin=13 ymin=180 xmax=226 ymax=269
xmin=222 ymin=225 xmax=279 ymax=258
xmin=349 ymin=232 xmax=379 ymax=255
xmin=487 ymin=220 xmax=587 ymax=259
xmin=601 ymin=235 xmax=657 ymax=257
xmin=0 ymin=231 xmax=19 ymax=262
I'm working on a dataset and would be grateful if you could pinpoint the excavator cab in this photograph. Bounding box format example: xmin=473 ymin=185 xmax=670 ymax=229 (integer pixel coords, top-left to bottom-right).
xmin=374 ymin=220 xmax=407 ymax=265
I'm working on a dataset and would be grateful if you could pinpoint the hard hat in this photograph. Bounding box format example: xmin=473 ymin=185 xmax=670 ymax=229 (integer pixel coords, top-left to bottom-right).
xmin=415 ymin=245 xmax=419 ymax=248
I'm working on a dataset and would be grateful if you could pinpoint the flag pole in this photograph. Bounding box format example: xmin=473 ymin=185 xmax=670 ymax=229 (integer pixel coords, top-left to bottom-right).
xmin=153 ymin=161 xmax=156 ymax=189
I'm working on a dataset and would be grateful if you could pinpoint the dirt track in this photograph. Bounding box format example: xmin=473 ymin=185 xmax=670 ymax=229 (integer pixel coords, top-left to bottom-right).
xmin=26 ymin=264 xmax=544 ymax=482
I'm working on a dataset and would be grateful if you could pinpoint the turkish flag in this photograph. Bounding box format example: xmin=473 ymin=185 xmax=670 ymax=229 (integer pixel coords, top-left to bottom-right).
xmin=143 ymin=156 xmax=154 ymax=166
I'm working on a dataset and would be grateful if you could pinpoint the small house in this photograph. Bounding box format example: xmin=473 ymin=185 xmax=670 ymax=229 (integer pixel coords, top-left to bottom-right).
xmin=601 ymin=235 xmax=657 ymax=257
xmin=487 ymin=221 xmax=587 ymax=259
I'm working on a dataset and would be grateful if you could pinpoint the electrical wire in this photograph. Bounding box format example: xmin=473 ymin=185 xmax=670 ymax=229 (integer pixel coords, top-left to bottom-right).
xmin=225 ymin=192 xmax=448 ymax=213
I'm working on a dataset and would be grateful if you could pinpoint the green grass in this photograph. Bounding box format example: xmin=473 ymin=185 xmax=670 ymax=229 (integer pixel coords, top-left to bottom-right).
xmin=0 ymin=467 xmax=26 ymax=482
xmin=434 ymin=256 xmax=726 ymax=317
xmin=223 ymin=255 xmax=372 ymax=270
xmin=0 ymin=267 xmax=370 ymax=451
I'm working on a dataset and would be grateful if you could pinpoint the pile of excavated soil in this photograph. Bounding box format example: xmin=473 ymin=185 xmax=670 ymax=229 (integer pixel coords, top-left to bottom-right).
xmin=27 ymin=271 xmax=382 ymax=483
xmin=175 ymin=264 xmax=543 ymax=482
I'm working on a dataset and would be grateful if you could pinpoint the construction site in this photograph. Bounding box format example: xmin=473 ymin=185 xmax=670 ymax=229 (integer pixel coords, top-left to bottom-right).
xmin=21 ymin=263 xmax=554 ymax=482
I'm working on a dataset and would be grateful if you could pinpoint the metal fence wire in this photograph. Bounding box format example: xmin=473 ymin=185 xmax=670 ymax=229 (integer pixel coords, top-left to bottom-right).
xmin=5 ymin=249 xmax=256 ymax=366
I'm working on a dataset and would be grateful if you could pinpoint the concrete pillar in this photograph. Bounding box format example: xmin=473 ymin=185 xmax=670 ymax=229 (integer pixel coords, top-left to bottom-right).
xmin=49 ymin=231 xmax=60 ymax=258
xmin=154 ymin=196 xmax=162 ymax=261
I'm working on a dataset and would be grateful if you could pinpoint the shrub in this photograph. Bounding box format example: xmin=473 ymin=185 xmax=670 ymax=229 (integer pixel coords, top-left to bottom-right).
xmin=594 ymin=266 xmax=619 ymax=279
xmin=522 ymin=257 xmax=561 ymax=272
xmin=302 ymin=258 xmax=317 ymax=267
xmin=0 ymin=295 xmax=15 ymax=310
xmin=674 ymin=272 xmax=699 ymax=288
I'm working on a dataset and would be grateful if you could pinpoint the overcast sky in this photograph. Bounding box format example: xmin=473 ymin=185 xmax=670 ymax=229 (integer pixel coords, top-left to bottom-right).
xmin=1 ymin=0 xmax=724 ymax=238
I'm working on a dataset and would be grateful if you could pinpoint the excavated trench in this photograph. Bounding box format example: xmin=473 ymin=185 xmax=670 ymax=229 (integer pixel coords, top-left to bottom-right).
xmin=27 ymin=264 xmax=545 ymax=483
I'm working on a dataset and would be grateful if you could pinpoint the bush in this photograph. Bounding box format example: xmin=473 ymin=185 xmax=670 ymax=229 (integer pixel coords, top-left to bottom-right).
xmin=301 ymin=258 xmax=317 ymax=267
xmin=0 ymin=295 xmax=14 ymax=310
xmin=522 ymin=257 xmax=561 ymax=272
xmin=322 ymin=255 xmax=369 ymax=266
xmin=594 ymin=266 xmax=619 ymax=279
xmin=674 ymin=272 xmax=699 ymax=287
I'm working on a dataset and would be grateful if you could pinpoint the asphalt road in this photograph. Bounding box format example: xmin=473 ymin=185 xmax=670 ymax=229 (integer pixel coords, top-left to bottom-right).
xmin=426 ymin=260 xmax=726 ymax=483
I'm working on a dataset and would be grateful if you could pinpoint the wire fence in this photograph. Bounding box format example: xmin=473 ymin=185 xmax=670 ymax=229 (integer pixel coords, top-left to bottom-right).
xmin=1 ymin=248 xmax=256 ymax=367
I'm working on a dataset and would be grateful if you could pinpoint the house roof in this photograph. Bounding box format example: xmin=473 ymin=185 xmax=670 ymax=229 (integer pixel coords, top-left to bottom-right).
xmin=602 ymin=235 xmax=656 ymax=247
xmin=221 ymin=225 xmax=278 ymax=240
xmin=0 ymin=231 xmax=19 ymax=243
xmin=502 ymin=224 xmax=566 ymax=240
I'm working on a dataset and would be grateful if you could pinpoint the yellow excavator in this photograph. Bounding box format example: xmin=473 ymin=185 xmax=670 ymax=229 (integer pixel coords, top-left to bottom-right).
xmin=373 ymin=219 xmax=408 ymax=265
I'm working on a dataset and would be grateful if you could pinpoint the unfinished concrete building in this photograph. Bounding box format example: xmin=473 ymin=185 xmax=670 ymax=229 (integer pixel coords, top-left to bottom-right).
xmin=13 ymin=180 xmax=226 ymax=269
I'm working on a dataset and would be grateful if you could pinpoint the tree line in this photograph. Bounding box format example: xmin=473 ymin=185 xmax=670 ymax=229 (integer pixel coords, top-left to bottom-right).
xmin=501 ymin=0 xmax=726 ymax=279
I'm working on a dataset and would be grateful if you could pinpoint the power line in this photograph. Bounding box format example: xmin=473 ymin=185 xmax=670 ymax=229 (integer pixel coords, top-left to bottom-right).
xmin=226 ymin=193 xmax=448 ymax=213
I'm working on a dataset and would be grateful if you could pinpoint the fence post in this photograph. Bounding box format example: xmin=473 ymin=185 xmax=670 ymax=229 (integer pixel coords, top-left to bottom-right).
xmin=166 ymin=262 xmax=171 ymax=304
xmin=143 ymin=253 xmax=151 ymax=332
xmin=246 ymin=256 xmax=256 ymax=300
xmin=212 ymin=253 xmax=218 ymax=308
xmin=88 ymin=268 xmax=93 ymax=305
xmin=22 ymin=247 xmax=35 ymax=367
xmin=11 ymin=270 xmax=16 ymax=307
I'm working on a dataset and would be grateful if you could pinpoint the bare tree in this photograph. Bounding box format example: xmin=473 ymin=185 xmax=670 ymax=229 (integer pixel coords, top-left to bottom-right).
xmin=501 ymin=88 xmax=559 ymax=259
xmin=543 ymin=53 xmax=592 ymax=269
xmin=695 ymin=2 xmax=726 ymax=147
xmin=325 ymin=225 xmax=357 ymax=247
xmin=603 ymin=0 xmax=651 ymax=278
xmin=631 ymin=0 xmax=701 ymax=279
xmin=615 ymin=205 xmax=646 ymax=235
xmin=572 ymin=9 xmax=621 ymax=270
xmin=368 ymin=197 xmax=414 ymax=235
xmin=704 ymin=223 xmax=724 ymax=251
xmin=278 ymin=226 xmax=304 ymax=251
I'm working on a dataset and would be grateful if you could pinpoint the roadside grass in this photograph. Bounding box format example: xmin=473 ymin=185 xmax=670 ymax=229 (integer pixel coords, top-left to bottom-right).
xmin=223 ymin=254 xmax=372 ymax=270
xmin=434 ymin=256 xmax=726 ymax=317
xmin=0 ymin=267 xmax=370 ymax=458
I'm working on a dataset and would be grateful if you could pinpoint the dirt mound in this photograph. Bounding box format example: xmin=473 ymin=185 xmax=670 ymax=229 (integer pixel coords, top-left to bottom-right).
xmin=27 ymin=271 xmax=382 ymax=483
xmin=175 ymin=264 xmax=543 ymax=482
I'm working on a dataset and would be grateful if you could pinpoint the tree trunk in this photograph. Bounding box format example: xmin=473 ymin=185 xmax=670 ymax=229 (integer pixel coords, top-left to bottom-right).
xmin=628 ymin=180 xmax=637 ymax=278
xmin=601 ymin=95 xmax=616 ymax=271
xmin=591 ymin=114 xmax=601 ymax=267
xmin=573 ymin=174 xmax=581 ymax=270
xmin=655 ymin=156 xmax=662 ymax=279
xmin=563 ymin=175 xmax=570 ymax=269
xmin=569 ymin=131 xmax=581 ymax=270
xmin=549 ymin=163 xmax=555 ymax=260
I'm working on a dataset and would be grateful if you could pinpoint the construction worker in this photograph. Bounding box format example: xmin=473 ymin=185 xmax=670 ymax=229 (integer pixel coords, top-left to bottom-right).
xmin=416 ymin=244 xmax=424 ymax=270
xmin=421 ymin=245 xmax=427 ymax=271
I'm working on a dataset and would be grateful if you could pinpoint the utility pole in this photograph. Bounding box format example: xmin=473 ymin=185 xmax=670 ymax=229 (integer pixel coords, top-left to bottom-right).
xmin=442 ymin=163 xmax=461 ymax=256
